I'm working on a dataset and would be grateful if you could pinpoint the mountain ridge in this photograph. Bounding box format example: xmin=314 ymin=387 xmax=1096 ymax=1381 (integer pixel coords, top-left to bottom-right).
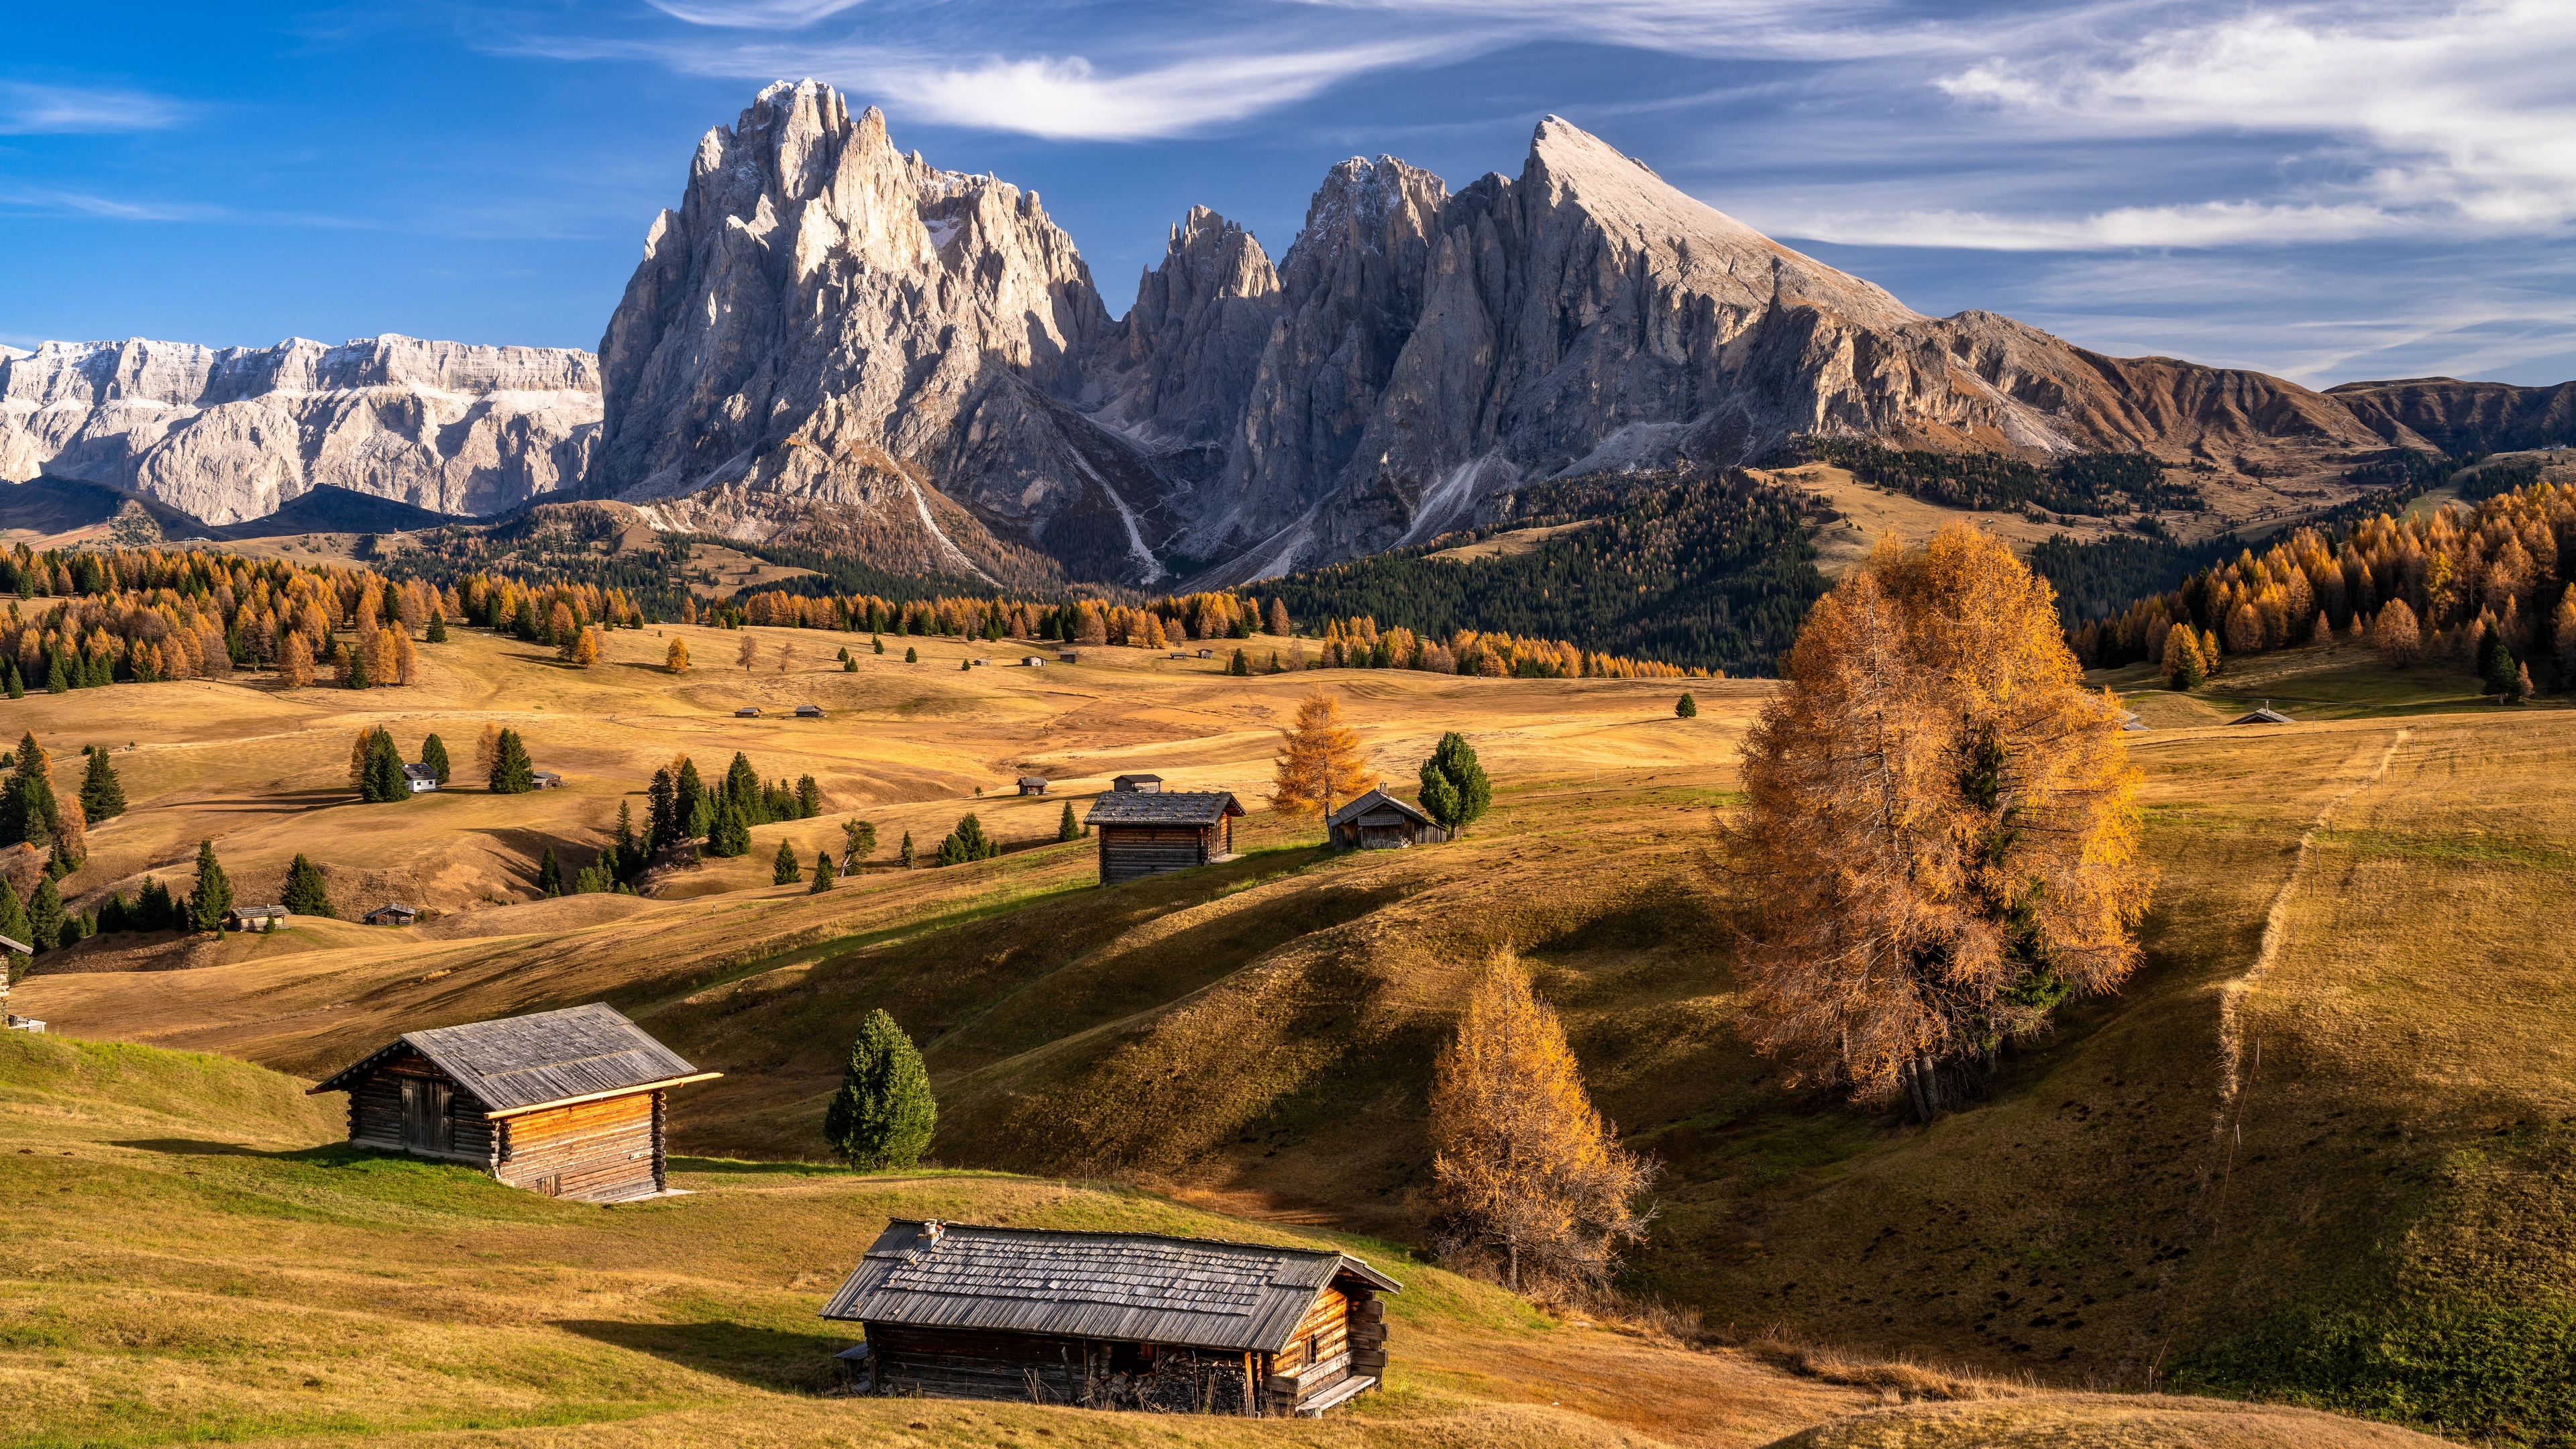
xmin=9 ymin=83 xmax=2573 ymax=587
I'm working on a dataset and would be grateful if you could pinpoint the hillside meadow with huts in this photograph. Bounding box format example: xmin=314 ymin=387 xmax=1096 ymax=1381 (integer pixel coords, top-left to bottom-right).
xmin=3 ymin=534 xmax=2573 ymax=1448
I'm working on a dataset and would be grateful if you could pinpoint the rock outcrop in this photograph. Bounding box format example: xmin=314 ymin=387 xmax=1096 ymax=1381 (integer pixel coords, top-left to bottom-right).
xmin=0 ymin=335 xmax=598 ymax=523
xmin=588 ymin=78 xmax=1173 ymax=586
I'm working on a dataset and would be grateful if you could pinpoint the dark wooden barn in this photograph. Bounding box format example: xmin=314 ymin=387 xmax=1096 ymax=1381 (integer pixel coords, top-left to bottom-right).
xmin=1112 ymin=773 xmax=1164 ymax=793
xmin=1084 ymin=791 xmax=1242 ymax=884
xmin=820 ymin=1219 xmax=1397 ymax=1417
xmin=1324 ymin=789 xmax=1448 ymax=851
xmin=307 ymin=1002 xmax=718 ymax=1202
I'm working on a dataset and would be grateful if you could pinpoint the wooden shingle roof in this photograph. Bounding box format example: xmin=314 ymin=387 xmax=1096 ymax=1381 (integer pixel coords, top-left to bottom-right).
xmin=819 ymin=1220 xmax=1398 ymax=1352
xmin=1325 ymin=788 xmax=1428 ymax=829
xmin=1084 ymin=791 xmax=1242 ymax=827
xmin=307 ymin=1003 xmax=715 ymax=1116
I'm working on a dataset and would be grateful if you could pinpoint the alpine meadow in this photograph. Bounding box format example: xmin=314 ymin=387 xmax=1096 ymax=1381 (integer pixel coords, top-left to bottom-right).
xmin=8 ymin=13 xmax=2576 ymax=1449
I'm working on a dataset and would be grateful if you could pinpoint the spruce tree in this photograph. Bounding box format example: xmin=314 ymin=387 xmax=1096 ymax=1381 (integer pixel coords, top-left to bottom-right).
xmin=822 ymin=1008 xmax=937 ymax=1169
xmin=904 ymin=647 xmax=918 ymax=663
xmin=79 ymin=747 xmax=126 ymax=820
xmin=810 ymin=850 xmax=837 ymax=892
xmin=536 ymin=847 xmax=563 ymax=896
xmin=898 ymin=831 xmax=915 ymax=868
xmin=99 ymin=891 xmax=130 ymax=936
xmin=773 ymin=837 xmax=802 ymax=885
xmin=187 ymin=839 xmax=233 ymax=932
xmin=1417 ymin=731 xmax=1492 ymax=836
xmin=282 ymin=854 xmax=335 ymax=918
xmin=426 ymin=612 xmax=448 ymax=643
xmin=362 ymin=728 xmax=408 ymax=802
xmin=842 ymin=818 xmax=876 ymax=865
xmin=724 ymin=752 xmax=765 ymax=824
xmin=2478 ymin=624 xmax=2519 ymax=697
xmin=872 ymin=635 xmax=885 ymax=655
xmin=28 ymin=877 xmax=66 ymax=952
xmin=1229 ymin=647 xmax=1250 ymax=676
xmin=706 ymin=804 xmax=752 ymax=858
xmin=676 ymin=758 xmax=706 ymax=832
xmin=489 ymin=729 xmax=535 ymax=793
xmin=796 ymin=774 xmax=822 ymax=818
xmin=5 ymin=665 xmax=21 ymax=700
xmin=648 ymin=767 xmax=680 ymax=849
xmin=1675 ymin=692 xmax=1699 ymax=718
xmin=614 ymin=801 xmax=639 ymax=869
xmin=843 ymin=655 xmax=856 ymax=672
xmin=345 ymin=647 xmax=369 ymax=690
xmin=421 ymin=733 xmax=451 ymax=784
xmin=46 ymin=653 xmax=68 ymax=694
xmin=1057 ymin=800 xmax=1079 ymax=842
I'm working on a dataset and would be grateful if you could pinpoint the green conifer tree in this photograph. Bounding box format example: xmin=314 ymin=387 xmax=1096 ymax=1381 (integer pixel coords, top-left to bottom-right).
xmin=346 ymin=647 xmax=369 ymax=690
xmin=2478 ymin=623 xmax=2519 ymax=697
xmin=27 ymin=877 xmax=66 ymax=952
xmin=773 ymin=837 xmax=803 ymax=885
xmin=706 ymin=804 xmax=753 ymax=857
xmin=898 ymin=831 xmax=915 ymax=867
xmin=843 ymin=656 xmax=856 ymax=672
xmin=282 ymin=854 xmax=335 ymax=918
xmin=46 ymin=653 xmax=68 ymax=694
xmin=1057 ymin=800 xmax=1079 ymax=842
xmin=1676 ymin=692 xmax=1699 ymax=718
xmin=842 ymin=818 xmax=876 ymax=866
xmin=872 ymin=635 xmax=885 ymax=655
xmin=675 ymin=758 xmax=706 ymax=831
xmin=724 ymin=752 xmax=766 ymax=824
xmin=187 ymin=839 xmax=233 ymax=932
xmin=362 ymin=728 xmax=408 ymax=802
xmin=536 ymin=847 xmax=563 ymax=896
xmin=0 ymin=877 xmax=30 ymax=952
xmin=79 ymin=747 xmax=126 ymax=820
xmin=810 ymin=850 xmax=837 ymax=892
xmin=5 ymin=665 xmax=21 ymax=700
xmin=421 ymin=733 xmax=451 ymax=784
xmin=904 ymin=646 xmax=918 ymax=663
xmin=796 ymin=775 xmax=823 ymax=818
xmin=426 ymin=612 xmax=448 ymax=643
xmin=822 ymin=1008 xmax=937 ymax=1169
xmin=489 ymin=729 xmax=535 ymax=793
xmin=1416 ymin=731 xmax=1492 ymax=837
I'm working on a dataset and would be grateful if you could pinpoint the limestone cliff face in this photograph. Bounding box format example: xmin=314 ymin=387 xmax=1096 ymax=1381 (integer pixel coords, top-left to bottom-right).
xmin=588 ymin=78 xmax=1175 ymax=584
xmin=1189 ymin=117 xmax=2390 ymax=580
xmin=0 ymin=335 xmax=598 ymax=523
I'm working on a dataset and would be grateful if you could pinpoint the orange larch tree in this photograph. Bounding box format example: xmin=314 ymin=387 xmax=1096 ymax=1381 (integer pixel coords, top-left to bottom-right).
xmin=1269 ymin=692 xmax=1374 ymax=820
xmin=1731 ymin=525 xmax=2152 ymax=1120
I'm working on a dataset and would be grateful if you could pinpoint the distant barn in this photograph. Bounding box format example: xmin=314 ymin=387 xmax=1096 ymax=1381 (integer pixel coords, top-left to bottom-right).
xmin=1023 ymin=655 xmax=1046 ymax=667
xmin=1085 ymin=792 xmax=1244 ymax=884
xmin=531 ymin=771 xmax=564 ymax=790
xmin=2229 ymin=703 xmax=2295 ymax=725
xmin=1325 ymin=790 xmax=1446 ymax=851
xmin=402 ymin=763 xmax=441 ymax=793
xmin=1018 ymin=776 xmax=1050 ymax=796
xmin=1112 ymin=773 xmax=1163 ymax=794
xmin=820 ymin=1219 xmax=1396 ymax=1417
xmin=362 ymin=903 xmax=420 ymax=926
xmin=224 ymin=905 xmax=288 ymax=932
xmin=796 ymin=704 xmax=824 ymax=718
xmin=1058 ymin=651 xmax=1081 ymax=663
xmin=308 ymin=1003 xmax=717 ymax=1202
xmin=736 ymin=706 xmax=762 ymax=718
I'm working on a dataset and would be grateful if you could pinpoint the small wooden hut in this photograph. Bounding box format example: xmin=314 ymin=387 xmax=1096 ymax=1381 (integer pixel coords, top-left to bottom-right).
xmin=736 ymin=706 xmax=763 ymax=718
xmin=1018 ymin=776 xmax=1050 ymax=796
xmin=531 ymin=771 xmax=565 ymax=790
xmin=1112 ymin=773 xmax=1163 ymax=794
xmin=403 ymin=763 xmax=441 ymax=793
xmin=2229 ymin=702 xmax=2295 ymax=725
xmin=1084 ymin=792 xmax=1243 ymax=884
xmin=224 ymin=905 xmax=288 ymax=932
xmin=307 ymin=1002 xmax=718 ymax=1202
xmin=1324 ymin=790 xmax=1447 ymax=851
xmin=362 ymin=903 xmax=420 ymax=926
xmin=820 ymin=1219 xmax=1397 ymax=1416
xmin=796 ymin=704 xmax=825 ymax=718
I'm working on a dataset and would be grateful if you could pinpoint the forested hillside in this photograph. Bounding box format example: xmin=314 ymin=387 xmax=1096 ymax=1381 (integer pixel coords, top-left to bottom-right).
xmin=1260 ymin=469 xmax=1829 ymax=676
xmin=1770 ymin=437 xmax=2208 ymax=516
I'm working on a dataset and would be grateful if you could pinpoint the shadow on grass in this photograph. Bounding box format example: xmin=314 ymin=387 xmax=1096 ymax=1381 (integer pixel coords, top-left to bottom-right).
xmin=665 ymin=1155 xmax=847 ymax=1176
xmin=111 ymin=1137 xmax=347 ymax=1161
xmin=555 ymin=1319 xmax=847 ymax=1393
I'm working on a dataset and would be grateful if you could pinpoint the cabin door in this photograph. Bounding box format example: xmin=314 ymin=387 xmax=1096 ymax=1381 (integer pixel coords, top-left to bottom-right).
xmin=400 ymin=1077 xmax=453 ymax=1153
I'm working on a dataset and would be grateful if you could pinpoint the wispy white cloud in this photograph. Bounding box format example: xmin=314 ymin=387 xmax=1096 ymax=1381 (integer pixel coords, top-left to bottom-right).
xmin=0 ymin=186 xmax=207 ymax=221
xmin=872 ymin=42 xmax=1462 ymax=140
xmin=641 ymin=0 xmax=870 ymax=26
xmin=0 ymin=81 xmax=190 ymax=135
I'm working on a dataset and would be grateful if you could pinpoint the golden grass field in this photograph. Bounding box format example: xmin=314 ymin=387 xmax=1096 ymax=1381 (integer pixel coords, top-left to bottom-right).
xmin=7 ymin=617 xmax=2570 ymax=1446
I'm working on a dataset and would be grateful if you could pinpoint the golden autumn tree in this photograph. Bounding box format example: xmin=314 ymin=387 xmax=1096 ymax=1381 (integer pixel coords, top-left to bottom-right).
xmin=2372 ymin=599 xmax=2423 ymax=668
xmin=1731 ymin=526 xmax=2152 ymax=1121
xmin=1269 ymin=692 xmax=1374 ymax=820
xmin=473 ymin=722 xmax=504 ymax=782
xmin=278 ymin=631 xmax=315 ymax=689
xmin=570 ymin=627 xmax=602 ymax=669
xmin=737 ymin=632 xmax=758 ymax=672
xmin=666 ymin=637 xmax=692 ymax=674
xmin=1426 ymin=959 xmax=1654 ymax=1293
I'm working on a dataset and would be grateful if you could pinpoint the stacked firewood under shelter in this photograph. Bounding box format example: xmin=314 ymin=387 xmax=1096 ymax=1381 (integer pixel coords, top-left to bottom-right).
xmin=820 ymin=1219 xmax=1396 ymax=1416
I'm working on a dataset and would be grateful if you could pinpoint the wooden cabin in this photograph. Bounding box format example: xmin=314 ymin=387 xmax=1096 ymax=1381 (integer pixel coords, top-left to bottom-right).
xmin=1023 ymin=655 xmax=1046 ymax=667
xmin=1196 ymin=648 xmax=1214 ymax=659
xmin=224 ymin=905 xmax=287 ymax=932
xmin=362 ymin=903 xmax=419 ymax=926
xmin=735 ymin=706 xmax=762 ymax=717
xmin=1324 ymin=790 xmax=1447 ymax=851
xmin=1112 ymin=773 xmax=1163 ymax=794
xmin=1057 ymin=651 xmax=1081 ymax=663
xmin=1084 ymin=792 xmax=1242 ymax=884
xmin=1017 ymin=776 xmax=1050 ymax=796
xmin=403 ymin=763 xmax=441 ymax=792
xmin=820 ymin=1219 xmax=1397 ymax=1417
xmin=307 ymin=1003 xmax=718 ymax=1202
xmin=2229 ymin=702 xmax=2295 ymax=725
xmin=531 ymin=771 xmax=564 ymax=790
xmin=796 ymin=704 xmax=824 ymax=718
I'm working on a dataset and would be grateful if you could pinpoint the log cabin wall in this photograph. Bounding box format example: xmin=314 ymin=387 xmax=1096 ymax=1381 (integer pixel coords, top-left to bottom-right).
xmin=345 ymin=1053 xmax=496 ymax=1165
xmin=865 ymin=1325 xmax=1257 ymax=1413
xmin=1097 ymin=825 xmax=1210 ymax=883
xmin=494 ymin=1093 xmax=659 ymax=1202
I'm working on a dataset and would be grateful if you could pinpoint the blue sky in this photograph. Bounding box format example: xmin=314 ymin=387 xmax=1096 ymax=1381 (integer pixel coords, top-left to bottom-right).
xmin=6 ymin=0 xmax=2571 ymax=388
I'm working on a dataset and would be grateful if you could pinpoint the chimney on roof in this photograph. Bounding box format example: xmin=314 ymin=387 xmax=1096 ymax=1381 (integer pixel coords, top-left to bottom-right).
xmin=922 ymin=1220 xmax=945 ymax=1244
